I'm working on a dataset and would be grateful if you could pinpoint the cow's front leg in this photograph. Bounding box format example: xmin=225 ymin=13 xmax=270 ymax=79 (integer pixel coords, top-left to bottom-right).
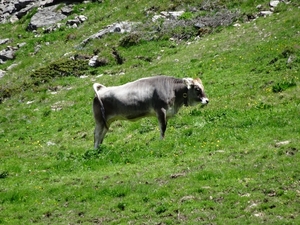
xmin=156 ymin=108 xmax=167 ymax=139
xmin=94 ymin=122 xmax=108 ymax=149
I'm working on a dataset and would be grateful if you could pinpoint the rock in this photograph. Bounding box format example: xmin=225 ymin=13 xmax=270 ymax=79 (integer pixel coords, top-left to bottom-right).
xmin=257 ymin=1 xmax=282 ymax=17
xmin=16 ymin=0 xmax=36 ymax=9
xmin=61 ymin=5 xmax=73 ymax=15
xmin=80 ymin=21 xmax=139 ymax=46
xmin=7 ymin=63 xmax=18 ymax=70
xmin=180 ymin=196 xmax=195 ymax=202
xmin=43 ymin=23 xmax=62 ymax=33
xmin=233 ymin=23 xmax=241 ymax=27
xmin=78 ymin=15 xmax=87 ymax=22
xmin=0 ymin=0 xmax=35 ymax=24
xmin=152 ymin=10 xmax=185 ymax=22
xmin=33 ymin=44 xmax=41 ymax=55
xmin=256 ymin=4 xmax=262 ymax=9
xmin=275 ymin=140 xmax=290 ymax=147
xmin=0 ymin=38 xmax=10 ymax=45
xmin=0 ymin=42 xmax=25 ymax=63
xmin=88 ymin=55 xmax=99 ymax=67
xmin=17 ymin=42 xmax=26 ymax=48
xmin=194 ymin=22 xmax=206 ymax=29
xmin=9 ymin=15 xmax=19 ymax=23
xmin=0 ymin=46 xmax=15 ymax=61
xmin=37 ymin=0 xmax=55 ymax=6
xmin=66 ymin=19 xmax=79 ymax=27
xmin=88 ymin=55 xmax=109 ymax=67
xmin=0 ymin=69 xmax=6 ymax=78
xmin=270 ymin=0 xmax=280 ymax=8
xmin=26 ymin=100 xmax=34 ymax=105
xmin=0 ymin=1 xmax=91 ymax=25
xmin=27 ymin=5 xmax=67 ymax=31
xmin=15 ymin=1 xmax=36 ymax=19
xmin=0 ymin=1 xmax=16 ymax=15
xmin=287 ymin=55 xmax=295 ymax=64
xmin=46 ymin=141 xmax=56 ymax=146
xmin=152 ymin=14 xmax=164 ymax=22
xmin=66 ymin=15 xmax=87 ymax=27
xmin=170 ymin=173 xmax=186 ymax=179
xmin=259 ymin=11 xmax=273 ymax=16
xmin=160 ymin=11 xmax=185 ymax=20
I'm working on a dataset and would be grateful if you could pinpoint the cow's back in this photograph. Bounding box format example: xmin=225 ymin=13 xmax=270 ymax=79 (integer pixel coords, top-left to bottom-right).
xmin=99 ymin=76 xmax=178 ymax=121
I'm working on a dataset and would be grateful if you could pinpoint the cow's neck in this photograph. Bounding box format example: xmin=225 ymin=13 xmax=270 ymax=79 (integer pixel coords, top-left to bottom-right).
xmin=174 ymin=82 xmax=189 ymax=107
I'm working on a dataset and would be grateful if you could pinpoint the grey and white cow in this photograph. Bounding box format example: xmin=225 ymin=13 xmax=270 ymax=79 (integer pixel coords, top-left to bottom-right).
xmin=93 ymin=75 xmax=209 ymax=148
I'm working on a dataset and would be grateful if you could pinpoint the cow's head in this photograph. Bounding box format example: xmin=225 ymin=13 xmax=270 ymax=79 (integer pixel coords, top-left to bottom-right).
xmin=183 ymin=78 xmax=209 ymax=106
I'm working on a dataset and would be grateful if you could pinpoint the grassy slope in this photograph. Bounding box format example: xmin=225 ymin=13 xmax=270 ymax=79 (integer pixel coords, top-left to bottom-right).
xmin=0 ymin=0 xmax=300 ymax=224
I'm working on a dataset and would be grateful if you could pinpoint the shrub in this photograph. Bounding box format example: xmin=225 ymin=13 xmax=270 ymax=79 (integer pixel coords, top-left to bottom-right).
xmin=272 ymin=80 xmax=297 ymax=93
xmin=119 ymin=32 xmax=142 ymax=47
xmin=30 ymin=58 xmax=89 ymax=85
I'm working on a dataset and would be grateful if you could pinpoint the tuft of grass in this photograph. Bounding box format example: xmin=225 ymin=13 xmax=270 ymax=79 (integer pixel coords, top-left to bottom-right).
xmin=272 ymin=79 xmax=297 ymax=93
xmin=0 ymin=171 xmax=9 ymax=179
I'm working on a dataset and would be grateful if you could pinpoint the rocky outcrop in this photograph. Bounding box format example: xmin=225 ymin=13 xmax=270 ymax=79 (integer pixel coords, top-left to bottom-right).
xmin=152 ymin=11 xmax=185 ymax=22
xmin=0 ymin=38 xmax=10 ymax=45
xmin=0 ymin=38 xmax=26 ymax=64
xmin=0 ymin=46 xmax=15 ymax=61
xmin=0 ymin=0 xmax=87 ymax=29
xmin=27 ymin=5 xmax=68 ymax=31
xmin=0 ymin=42 xmax=26 ymax=64
xmin=1 ymin=0 xmax=285 ymax=29
xmin=79 ymin=21 xmax=140 ymax=47
xmin=1 ymin=0 xmax=53 ymax=24
xmin=257 ymin=0 xmax=283 ymax=17
xmin=0 ymin=0 xmax=287 ymax=75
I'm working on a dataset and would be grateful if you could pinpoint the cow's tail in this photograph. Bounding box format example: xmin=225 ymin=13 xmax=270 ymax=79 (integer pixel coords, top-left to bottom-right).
xmin=93 ymin=83 xmax=109 ymax=129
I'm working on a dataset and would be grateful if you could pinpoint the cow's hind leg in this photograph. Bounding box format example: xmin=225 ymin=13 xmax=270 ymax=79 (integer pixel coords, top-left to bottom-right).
xmin=93 ymin=97 xmax=108 ymax=149
xmin=156 ymin=108 xmax=167 ymax=139
xmin=94 ymin=122 xmax=108 ymax=149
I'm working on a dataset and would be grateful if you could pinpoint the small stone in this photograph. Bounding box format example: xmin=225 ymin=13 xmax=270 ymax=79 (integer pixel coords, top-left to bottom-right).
xmin=275 ymin=140 xmax=290 ymax=147
xmin=259 ymin=11 xmax=273 ymax=16
xmin=270 ymin=1 xmax=280 ymax=8
xmin=0 ymin=69 xmax=6 ymax=78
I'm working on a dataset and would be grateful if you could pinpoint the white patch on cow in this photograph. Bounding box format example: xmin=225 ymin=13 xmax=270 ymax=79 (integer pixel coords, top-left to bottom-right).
xmin=201 ymin=97 xmax=209 ymax=105
xmin=183 ymin=78 xmax=194 ymax=89
xmin=193 ymin=78 xmax=204 ymax=90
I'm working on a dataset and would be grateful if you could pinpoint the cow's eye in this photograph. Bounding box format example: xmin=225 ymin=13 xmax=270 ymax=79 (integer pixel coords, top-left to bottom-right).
xmin=195 ymin=87 xmax=201 ymax=93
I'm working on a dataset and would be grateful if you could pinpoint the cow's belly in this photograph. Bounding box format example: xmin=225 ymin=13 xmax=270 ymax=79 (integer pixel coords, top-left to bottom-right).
xmin=107 ymin=108 xmax=156 ymax=124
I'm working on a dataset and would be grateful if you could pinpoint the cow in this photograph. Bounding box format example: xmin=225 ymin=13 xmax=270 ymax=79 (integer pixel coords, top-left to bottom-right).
xmin=92 ymin=75 xmax=209 ymax=148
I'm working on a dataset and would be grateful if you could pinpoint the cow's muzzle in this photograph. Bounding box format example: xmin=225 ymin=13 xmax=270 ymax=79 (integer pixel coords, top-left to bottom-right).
xmin=201 ymin=97 xmax=209 ymax=105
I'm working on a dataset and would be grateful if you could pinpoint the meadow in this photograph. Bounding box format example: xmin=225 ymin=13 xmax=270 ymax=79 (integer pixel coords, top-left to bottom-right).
xmin=0 ymin=0 xmax=299 ymax=224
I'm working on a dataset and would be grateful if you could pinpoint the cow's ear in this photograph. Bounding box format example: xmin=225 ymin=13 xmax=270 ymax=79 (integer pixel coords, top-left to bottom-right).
xmin=183 ymin=78 xmax=194 ymax=89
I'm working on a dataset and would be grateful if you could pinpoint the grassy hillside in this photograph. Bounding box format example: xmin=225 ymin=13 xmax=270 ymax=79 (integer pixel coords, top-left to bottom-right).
xmin=0 ymin=0 xmax=299 ymax=224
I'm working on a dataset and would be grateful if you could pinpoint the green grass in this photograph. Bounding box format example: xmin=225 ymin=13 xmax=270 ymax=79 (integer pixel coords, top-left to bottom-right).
xmin=1 ymin=0 xmax=300 ymax=224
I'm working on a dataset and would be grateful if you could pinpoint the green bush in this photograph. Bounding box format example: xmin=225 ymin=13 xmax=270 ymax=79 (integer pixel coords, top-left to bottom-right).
xmin=272 ymin=80 xmax=296 ymax=93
